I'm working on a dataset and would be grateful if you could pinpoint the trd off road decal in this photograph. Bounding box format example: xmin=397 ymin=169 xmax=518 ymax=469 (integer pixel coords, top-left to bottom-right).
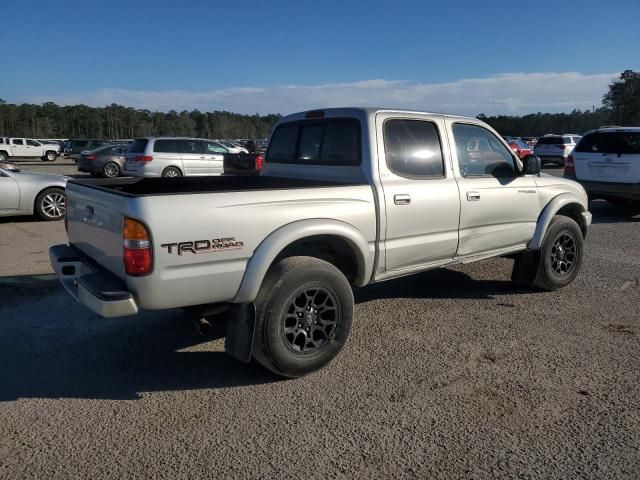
xmin=161 ymin=237 xmax=244 ymax=255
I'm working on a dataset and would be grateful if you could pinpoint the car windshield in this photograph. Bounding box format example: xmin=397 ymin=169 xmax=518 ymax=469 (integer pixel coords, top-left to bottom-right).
xmin=512 ymin=140 xmax=529 ymax=149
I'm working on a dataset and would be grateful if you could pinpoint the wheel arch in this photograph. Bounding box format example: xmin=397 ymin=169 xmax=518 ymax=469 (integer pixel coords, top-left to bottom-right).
xmin=528 ymin=193 xmax=589 ymax=250
xmin=162 ymin=165 xmax=183 ymax=176
xmin=233 ymin=219 xmax=374 ymax=303
xmin=33 ymin=185 xmax=66 ymax=215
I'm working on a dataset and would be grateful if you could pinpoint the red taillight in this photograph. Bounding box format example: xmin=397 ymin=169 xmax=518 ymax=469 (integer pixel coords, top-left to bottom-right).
xmin=255 ymin=155 xmax=263 ymax=172
xmin=123 ymin=217 xmax=152 ymax=275
xmin=564 ymin=155 xmax=575 ymax=176
xmin=134 ymin=155 xmax=153 ymax=162
xmin=87 ymin=155 xmax=97 ymax=161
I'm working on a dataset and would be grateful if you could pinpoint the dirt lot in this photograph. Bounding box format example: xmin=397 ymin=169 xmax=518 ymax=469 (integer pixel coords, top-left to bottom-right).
xmin=0 ymin=159 xmax=638 ymax=479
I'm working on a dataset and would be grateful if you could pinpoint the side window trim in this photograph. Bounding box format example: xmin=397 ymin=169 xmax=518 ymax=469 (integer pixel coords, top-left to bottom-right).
xmin=383 ymin=118 xmax=447 ymax=180
xmin=452 ymin=122 xmax=517 ymax=178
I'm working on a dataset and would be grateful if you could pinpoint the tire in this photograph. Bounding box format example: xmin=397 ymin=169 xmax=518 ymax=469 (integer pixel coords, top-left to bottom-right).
xmin=35 ymin=187 xmax=66 ymax=221
xmin=44 ymin=151 xmax=57 ymax=162
xmin=512 ymin=215 xmax=583 ymax=291
xmin=0 ymin=151 xmax=7 ymax=162
xmin=161 ymin=166 xmax=182 ymax=178
xmin=102 ymin=161 xmax=120 ymax=178
xmin=252 ymin=256 xmax=354 ymax=378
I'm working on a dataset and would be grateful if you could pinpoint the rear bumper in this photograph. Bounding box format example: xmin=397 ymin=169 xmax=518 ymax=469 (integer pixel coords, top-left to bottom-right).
xmin=537 ymin=155 xmax=565 ymax=164
xmin=49 ymin=244 xmax=138 ymax=318
xmin=570 ymin=179 xmax=640 ymax=202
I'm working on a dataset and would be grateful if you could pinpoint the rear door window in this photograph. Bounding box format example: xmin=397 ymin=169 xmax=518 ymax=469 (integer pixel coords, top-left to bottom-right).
xmin=12 ymin=139 xmax=24 ymax=145
xmin=178 ymin=140 xmax=204 ymax=154
xmin=384 ymin=119 xmax=445 ymax=178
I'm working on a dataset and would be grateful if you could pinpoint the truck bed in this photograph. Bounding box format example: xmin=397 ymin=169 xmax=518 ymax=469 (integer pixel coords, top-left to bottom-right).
xmin=69 ymin=176 xmax=365 ymax=197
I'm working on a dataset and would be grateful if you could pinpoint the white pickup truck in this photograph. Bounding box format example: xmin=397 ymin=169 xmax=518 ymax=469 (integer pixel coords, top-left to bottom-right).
xmin=0 ymin=137 xmax=61 ymax=162
xmin=50 ymin=108 xmax=592 ymax=377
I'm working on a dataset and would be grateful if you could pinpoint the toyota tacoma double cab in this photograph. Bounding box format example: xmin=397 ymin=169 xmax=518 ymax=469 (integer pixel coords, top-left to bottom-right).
xmin=50 ymin=108 xmax=592 ymax=377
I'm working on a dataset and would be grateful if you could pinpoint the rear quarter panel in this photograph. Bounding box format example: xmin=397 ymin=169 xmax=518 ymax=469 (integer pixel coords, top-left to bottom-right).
xmin=107 ymin=185 xmax=376 ymax=310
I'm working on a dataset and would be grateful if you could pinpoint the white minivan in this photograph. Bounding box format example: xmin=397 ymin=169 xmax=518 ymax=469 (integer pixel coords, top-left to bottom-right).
xmin=124 ymin=137 xmax=228 ymax=177
xmin=565 ymin=127 xmax=640 ymax=205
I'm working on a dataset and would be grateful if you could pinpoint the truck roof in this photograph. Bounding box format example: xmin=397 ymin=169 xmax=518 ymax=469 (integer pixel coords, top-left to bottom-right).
xmin=279 ymin=107 xmax=479 ymax=124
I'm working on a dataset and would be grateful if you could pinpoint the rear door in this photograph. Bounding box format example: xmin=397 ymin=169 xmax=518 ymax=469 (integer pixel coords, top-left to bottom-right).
xmin=203 ymin=141 xmax=227 ymax=175
xmin=447 ymin=120 xmax=540 ymax=256
xmin=179 ymin=140 xmax=207 ymax=176
xmin=377 ymin=114 xmax=460 ymax=271
xmin=573 ymin=131 xmax=640 ymax=183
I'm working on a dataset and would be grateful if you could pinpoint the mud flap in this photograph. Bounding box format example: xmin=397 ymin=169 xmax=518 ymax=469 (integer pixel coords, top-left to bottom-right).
xmin=511 ymin=249 xmax=541 ymax=288
xmin=224 ymin=303 xmax=256 ymax=363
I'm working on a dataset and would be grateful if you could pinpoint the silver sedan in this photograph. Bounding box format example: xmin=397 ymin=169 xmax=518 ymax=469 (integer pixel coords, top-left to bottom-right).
xmin=0 ymin=163 xmax=68 ymax=221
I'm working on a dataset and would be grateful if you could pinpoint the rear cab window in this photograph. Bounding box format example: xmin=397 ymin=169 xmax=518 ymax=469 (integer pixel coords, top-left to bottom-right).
xmin=266 ymin=118 xmax=360 ymax=166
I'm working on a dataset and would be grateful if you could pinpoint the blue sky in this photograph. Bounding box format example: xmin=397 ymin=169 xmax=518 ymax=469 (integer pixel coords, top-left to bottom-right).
xmin=1 ymin=0 xmax=639 ymax=115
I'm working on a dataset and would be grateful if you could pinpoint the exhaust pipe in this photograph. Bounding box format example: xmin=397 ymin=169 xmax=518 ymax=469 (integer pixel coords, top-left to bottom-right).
xmin=193 ymin=316 xmax=212 ymax=335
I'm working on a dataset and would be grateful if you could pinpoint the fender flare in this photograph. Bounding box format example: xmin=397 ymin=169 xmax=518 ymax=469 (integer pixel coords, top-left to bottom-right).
xmin=233 ymin=219 xmax=373 ymax=303
xmin=528 ymin=193 xmax=588 ymax=250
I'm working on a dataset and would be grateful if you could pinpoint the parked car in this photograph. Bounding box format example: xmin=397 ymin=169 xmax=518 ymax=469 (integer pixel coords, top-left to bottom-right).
xmin=76 ymin=144 xmax=129 ymax=178
xmin=0 ymin=137 xmax=61 ymax=162
xmin=69 ymin=139 xmax=111 ymax=162
xmin=223 ymin=153 xmax=263 ymax=175
xmin=508 ymin=139 xmax=534 ymax=159
xmin=50 ymin=107 xmax=591 ymax=378
xmin=124 ymin=137 xmax=227 ymax=177
xmin=217 ymin=140 xmax=249 ymax=154
xmin=564 ymin=127 xmax=640 ymax=206
xmin=0 ymin=162 xmax=67 ymax=220
xmin=534 ymin=134 xmax=581 ymax=166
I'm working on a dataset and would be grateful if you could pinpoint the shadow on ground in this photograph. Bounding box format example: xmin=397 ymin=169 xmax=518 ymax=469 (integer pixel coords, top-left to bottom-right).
xmin=589 ymin=200 xmax=640 ymax=224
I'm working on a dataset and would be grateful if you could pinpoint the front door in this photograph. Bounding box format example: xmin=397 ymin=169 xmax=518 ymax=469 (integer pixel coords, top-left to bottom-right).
xmin=203 ymin=141 xmax=227 ymax=175
xmin=377 ymin=113 xmax=461 ymax=272
xmin=0 ymin=173 xmax=20 ymax=211
xmin=178 ymin=139 xmax=208 ymax=176
xmin=446 ymin=120 xmax=539 ymax=257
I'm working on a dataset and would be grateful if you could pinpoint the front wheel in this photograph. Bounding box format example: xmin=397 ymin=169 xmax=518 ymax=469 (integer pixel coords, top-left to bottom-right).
xmin=43 ymin=151 xmax=57 ymax=162
xmin=0 ymin=151 xmax=7 ymax=162
xmin=512 ymin=215 xmax=583 ymax=290
xmin=35 ymin=188 xmax=66 ymax=221
xmin=252 ymin=256 xmax=354 ymax=378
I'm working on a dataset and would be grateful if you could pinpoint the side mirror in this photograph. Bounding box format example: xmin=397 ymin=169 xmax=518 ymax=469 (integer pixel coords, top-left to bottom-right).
xmin=522 ymin=155 xmax=541 ymax=175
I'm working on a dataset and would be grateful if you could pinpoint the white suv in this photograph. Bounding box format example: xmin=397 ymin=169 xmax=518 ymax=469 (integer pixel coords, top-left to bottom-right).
xmin=534 ymin=134 xmax=581 ymax=166
xmin=565 ymin=127 xmax=640 ymax=206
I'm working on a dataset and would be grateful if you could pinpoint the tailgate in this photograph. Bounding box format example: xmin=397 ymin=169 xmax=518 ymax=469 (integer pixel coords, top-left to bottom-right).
xmin=574 ymin=152 xmax=640 ymax=183
xmin=66 ymin=182 xmax=129 ymax=279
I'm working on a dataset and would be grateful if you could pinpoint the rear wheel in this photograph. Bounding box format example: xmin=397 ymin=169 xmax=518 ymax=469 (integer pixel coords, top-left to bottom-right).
xmin=252 ymin=256 xmax=354 ymax=378
xmin=161 ymin=166 xmax=182 ymax=178
xmin=0 ymin=151 xmax=7 ymax=162
xmin=102 ymin=161 xmax=120 ymax=178
xmin=35 ymin=188 xmax=66 ymax=221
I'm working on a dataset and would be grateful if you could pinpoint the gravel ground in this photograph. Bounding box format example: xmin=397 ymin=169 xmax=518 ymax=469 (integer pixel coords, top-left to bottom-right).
xmin=0 ymin=160 xmax=638 ymax=479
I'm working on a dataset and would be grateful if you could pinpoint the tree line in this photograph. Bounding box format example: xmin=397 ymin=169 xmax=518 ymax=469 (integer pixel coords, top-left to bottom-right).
xmin=0 ymin=101 xmax=281 ymax=140
xmin=479 ymin=70 xmax=640 ymax=136
xmin=0 ymin=70 xmax=638 ymax=140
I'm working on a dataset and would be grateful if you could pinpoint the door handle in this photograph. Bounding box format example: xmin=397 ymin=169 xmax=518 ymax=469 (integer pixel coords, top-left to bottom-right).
xmin=394 ymin=194 xmax=411 ymax=205
xmin=199 ymin=156 xmax=206 ymax=159
xmin=466 ymin=191 xmax=481 ymax=201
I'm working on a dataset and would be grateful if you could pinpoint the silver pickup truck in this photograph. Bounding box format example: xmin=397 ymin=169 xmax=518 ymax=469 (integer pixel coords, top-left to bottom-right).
xmin=50 ymin=108 xmax=592 ymax=377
